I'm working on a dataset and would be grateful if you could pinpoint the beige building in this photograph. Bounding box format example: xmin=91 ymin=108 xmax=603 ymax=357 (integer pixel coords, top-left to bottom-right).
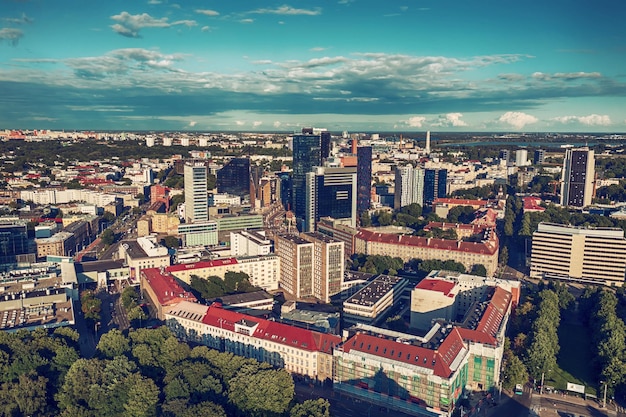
xmin=136 ymin=216 xmax=151 ymax=237
xmin=530 ymin=222 xmax=626 ymax=285
xmin=354 ymin=227 xmax=499 ymax=276
xmin=275 ymin=234 xmax=314 ymax=299
xmin=35 ymin=232 xmax=75 ymax=259
xmin=118 ymin=235 xmax=170 ymax=284
xmin=301 ymin=232 xmax=344 ymax=303
xmin=151 ymin=213 xmax=180 ymax=235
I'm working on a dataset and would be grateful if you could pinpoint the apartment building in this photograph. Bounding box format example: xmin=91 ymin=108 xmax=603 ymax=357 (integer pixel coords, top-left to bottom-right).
xmin=301 ymin=232 xmax=344 ymax=303
xmin=275 ymin=234 xmax=314 ymax=299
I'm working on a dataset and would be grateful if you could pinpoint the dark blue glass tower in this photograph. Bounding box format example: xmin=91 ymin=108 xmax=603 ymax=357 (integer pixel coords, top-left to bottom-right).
xmin=356 ymin=146 xmax=372 ymax=212
xmin=217 ymin=157 xmax=251 ymax=196
xmin=292 ymin=133 xmax=321 ymax=227
xmin=423 ymin=169 xmax=447 ymax=205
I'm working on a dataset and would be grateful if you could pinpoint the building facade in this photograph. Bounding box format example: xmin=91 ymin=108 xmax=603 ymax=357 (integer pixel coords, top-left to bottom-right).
xmin=184 ymin=163 xmax=209 ymax=223
xmin=292 ymin=132 xmax=322 ymax=228
xmin=423 ymin=169 xmax=448 ymax=205
xmin=560 ymin=147 xmax=595 ymax=208
xmin=217 ymin=158 xmax=251 ymax=197
xmin=530 ymin=222 xmax=626 ymax=285
xmin=301 ymin=232 xmax=344 ymax=303
xmin=357 ymin=146 xmax=373 ymax=213
xmin=304 ymin=166 xmax=357 ymax=232
xmin=275 ymin=234 xmax=314 ymax=299
xmin=394 ymin=164 xmax=424 ymax=209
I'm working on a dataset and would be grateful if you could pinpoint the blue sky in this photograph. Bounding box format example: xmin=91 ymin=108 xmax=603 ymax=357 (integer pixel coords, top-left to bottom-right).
xmin=1 ymin=0 xmax=625 ymax=132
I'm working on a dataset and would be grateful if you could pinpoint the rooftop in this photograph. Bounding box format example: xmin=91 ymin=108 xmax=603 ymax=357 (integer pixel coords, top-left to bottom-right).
xmin=141 ymin=267 xmax=197 ymax=306
xmin=415 ymin=279 xmax=456 ymax=296
xmin=345 ymin=275 xmax=406 ymax=307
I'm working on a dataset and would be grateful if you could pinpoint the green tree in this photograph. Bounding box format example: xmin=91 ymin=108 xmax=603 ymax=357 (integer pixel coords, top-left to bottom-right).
xmin=162 ymin=235 xmax=180 ymax=249
xmin=121 ymin=286 xmax=139 ymax=310
xmin=360 ymin=211 xmax=372 ymax=227
xmin=80 ymin=291 xmax=102 ymax=322
xmin=470 ymin=264 xmax=487 ymax=277
xmin=502 ymin=353 xmax=528 ymax=390
xmin=97 ymin=329 xmax=131 ymax=359
xmin=228 ymin=367 xmax=294 ymax=417
xmin=290 ymin=398 xmax=331 ymax=417
xmin=101 ymin=229 xmax=115 ymax=246
xmin=124 ymin=374 xmax=159 ymax=417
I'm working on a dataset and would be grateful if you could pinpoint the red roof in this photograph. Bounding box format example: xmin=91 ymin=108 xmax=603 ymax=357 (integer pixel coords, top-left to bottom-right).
xmin=476 ymin=287 xmax=511 ymax=338
xmin=355 ymin=229 xmax=498 ymax=255
xmin=202 ymin=304 xmax=341 ymax=353
xmin=341 ymin=329 xmax=466 ymax=378
xmin=415 ymin=278 xmax=456 ymax=296
xmin=433 ymin=198 xmax=488 ymax=207
xmin=456 ymin=328 xmax=497 ymax=346
xmin=167 ymin=258 xmax=239 ymax=272
xmin=523 ymin=196 xmax=545 ymax=212
xmin=141 ymin=268 xmax=197 ymax=306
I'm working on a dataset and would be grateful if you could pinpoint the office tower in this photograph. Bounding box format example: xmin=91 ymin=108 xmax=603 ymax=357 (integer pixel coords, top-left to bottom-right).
xmin=394 ymin=164 xmax=424 ymax=209
xmin=534 ymin=149 xmax=545 ymax=165
xmin=560 ymin=147 xmax=595 ymax=207
xmin=425 ymin=131 xmax=431 ymax=154
xmin=292 ymin=131 xmax=322 ymax=227
xmin=0 ymin=221 xmax=36 ymax=267
xmin=275 ymin=234 xmax=314 ymax=298
xmin=303 ymin=166 xmax=357 ymax=232
xmin=530 ymin=222 xmax=626 ymax=286
xmin=423 ymin=169 xmax=448 ymax=205
xmin=500 ymin=150 xmax=510 ymax=163
xmin=356 ymin=146 xmax=373 ymax=212
xmin=183 ymin=163 xmax=208 ymax=223
xmin=217 ymin=157 xmax=251 ymax=196
xmin=515 ymin=149 xmax=528 ymax=167
xmin=301 ymin=232 xmax=344 ymax=303
xmin=278 ymin=172 xmax=292 ymax=210
xmin=321 ymin=131 xmax=331 ymax=162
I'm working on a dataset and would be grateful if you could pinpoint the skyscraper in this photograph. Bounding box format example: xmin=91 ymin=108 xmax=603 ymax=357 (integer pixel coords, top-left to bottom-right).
xmin=425 ymin=131 xmax=431 ymax=154
xmin=321 ymin=131 xmax=331 ymax=162
xmin=560 ymin=147 xmax=595 ymax=208
xmin=292 ymin=131 xmax=322 ymax=227
xmin=394 ymin=164 xmax=424 ymax=209
xmin=217 ymin=157 xmax=251 ymax=196
xmin=356 ymin=146 xmax=372 ymax=212
xmin=304 ymin=166 xmax=357 ymax=232
xmin=423 ymin=169 xmax=448 ymax=205
xmin=184 ymin=163 xmax=208 ymax=223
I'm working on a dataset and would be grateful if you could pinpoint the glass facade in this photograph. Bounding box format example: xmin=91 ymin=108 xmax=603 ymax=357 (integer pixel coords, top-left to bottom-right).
xmin=357 ymin=146 xmax=372 ymax=212
xmin=292 ymin=134 xmax=321 ymax=226
xmin=217 ymin=157 xmax=250 ymax=196
xmin=423 ymin=169 xmax=447 ymax=205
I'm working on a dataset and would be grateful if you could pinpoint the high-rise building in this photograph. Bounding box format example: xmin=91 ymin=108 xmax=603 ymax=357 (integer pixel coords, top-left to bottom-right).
xmin=0 ymin=222 xmax=36 ymax=267
xmin=423 ymin=169 xmax=447 ymax=205
xmin=534 ymin=149 xmax=545 ymax=165
xmin=530 ymin=222 xmax=626 ymax=285
xmin=515 ymin=149 xmax=528 ymax=167
xmin=292 ymin=131 xmax=322 ymax=227
xmin=304 ymin=166 xmax=357 ymax=232
xmin=560 ymin=147 xmax=595 ymax=207
xmin=356 ymin=146 xmax=372 ymax=212
xmin=320 ymin=131 xmax=331 ymax=162
xmin=394 ymin=164 xmax=424 ymax=209
xmin=275 ymin=234 xmax=314 ymax=299
xmin=425 ymin=130 xmax=431 ymax=154
xmin=216 ymin=157 xmax=251 ymax=196
xmin=183 ymin=163 xmax=208 ymax=223
xmin=301 ymin=232 xmax=344 ymax=303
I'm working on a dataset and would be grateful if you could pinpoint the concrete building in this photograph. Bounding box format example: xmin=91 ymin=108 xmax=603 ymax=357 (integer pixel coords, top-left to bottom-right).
xmin=166 ymin=301 xmax=341 ymax=381
xmin=275 ymin=234 xmax=314 ymax=299
xmin=166 ymin=255 xmax=280 ymax=291
xmin=316 ymin=217 xmax=358 ymax=258
xmin=301 ymin=232 xmax=344 ymax=303
xmin=394 ymin=164 xmax=424 ymax=209
xmin=560 ymin=147 xmax=595 ymax=208
xmin=230 ymin=229 xmax=272 ymax=257
xmin=140 ymin=267 xmax=197 ymax=320
xmin=343 ymin=275 xmax=409 ymax=324
xmin=184 ymin=163 xmax=209 ymax=223
xmin=530 ymin=222 xmax=626 ymax=285
xmin=515 ymin=149 xmax=529 ymax=167
xmin=118 ymin=235 xmax=171 ymax=284
xmin=178 ymin=221 xmax=218 ymax=247
xmin=35 ymin=232 xmax=75 ymax=259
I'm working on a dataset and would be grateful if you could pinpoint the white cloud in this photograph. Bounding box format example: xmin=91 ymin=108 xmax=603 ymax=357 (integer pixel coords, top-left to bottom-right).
xmin=201 ymin=26 xmax=211 ymax=32
xmin=433 ymin=112 xmax=467 ymax=127
xmin=110 ymin=11 xmax=197 ymax=38
xmin=239 ymin=19 xmax=254 ymax=24
xmin=403 ymin=116 xmax=426 ymax=127
xmin=195 ymin=9 xmax=219 ymax=16
xmin=553 ymin=114 xmax=612 ymax=126
xmin=253 ymin=121 xmax=263 ymax=127
xmin=147 ymin=0 xmax=162 ymax=4
xmin=249 ymin=5 xmax=321 ymax=16
xmin=498 ymin=112 xmax=538 ymax=129
xmin=310 ymin=47 xmax=326 ymax=52
xmin=188 ymin=120 xmax=197 ymax=127
xmin=235 ymin=120 xmax=245 ymax=126
xmin=3 ymin=14 xmax=33 ymax=25
xmin=0 ymin=28 xmax=24 ymax=46
xmin=273 ymin=121 xmax=282 ymax=128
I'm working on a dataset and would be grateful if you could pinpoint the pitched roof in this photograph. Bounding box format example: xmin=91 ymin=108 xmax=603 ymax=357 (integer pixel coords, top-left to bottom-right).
xmin=341 ymin=329 xmax=466 ymax=378
xmin=415 ymin=278 xmax=456 ymax=296
xmin=202 ymin=304 xmax=341 ymax=354
xmin=141 ymin=268 xmax=197 ymax=306
xmin=166 ymin=258 xmax=239 ymax=272
xmin=476 ymin=287 xmax=511 ymax=338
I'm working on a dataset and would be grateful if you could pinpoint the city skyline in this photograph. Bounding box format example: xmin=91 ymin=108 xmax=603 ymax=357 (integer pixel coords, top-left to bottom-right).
xmin=1 ymin=1 xmax=625 ymax=132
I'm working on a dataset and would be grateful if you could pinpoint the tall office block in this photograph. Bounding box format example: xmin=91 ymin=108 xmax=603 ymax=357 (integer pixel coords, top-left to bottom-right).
xmin=534 ymin=149 xmax=545 ymax=165
xmin=321 ymin=131 xmax=331 ymax=162
xmin=217 ymin=157 xmax=250 ymax=196
xmin=292 ymin=131 xmax=322 ymax=227
xmin=530 ymin=222 xmax=626 ymax=286
xmin=560 ymin=147 xmax=594 ymax=208
xmin=423 ymin=169 xmax=447 ymax=205
xmin=356 ymin=146 xmax=372 ymax=212
xmin=394 ymin=164 xmax=424 ymax=209
xmin=0 ymin=222 xmax=36 ymax=267
xmin=184 ymin=163 xmax=208 ymax=223
xmin=304 ymin=166 xmax=357 ymax=233
xmin=301 ymin=232 xmax=344 ymax=303
xmin=515 ymin=149 xmax=528 ymax=167
xmin=425 ymin=130 xmax=431 ymax=154
xmin=275 ymin=234 xmax=314 ymax=299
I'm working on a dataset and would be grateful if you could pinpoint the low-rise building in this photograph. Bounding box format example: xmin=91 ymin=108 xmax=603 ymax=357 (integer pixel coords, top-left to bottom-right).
xmin=35 ymin=231 xmax=75 ymax=259
xmin=118 ymin=235 xmax=171 ymax=284
xmin=140 ymin=267 xmax=198 ymax=320
xmin=343 ymin=275 xmax=409 ymax=325
xmin=230 ymin=229 xmax=272 ymax=257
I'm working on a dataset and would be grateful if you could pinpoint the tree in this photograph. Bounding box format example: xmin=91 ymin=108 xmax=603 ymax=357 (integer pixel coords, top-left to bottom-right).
xmin=162 ymin=235 xmax=180 ymax=249
xmin=124 ymin=374 xmax=160 ymax=417
xmin=360 ymin=211 xmax=372 ymax=227
xmin=502 ymin=353 xmax=528 ymax=390
xmin=97 ymin=329 xmax=131 ymax=359
xmin=228 ymin=367 xmax=294 ymax=417
xmin=80 ymin=290 xmax=102 ymax=322
xmin=128 ymin=306 xmax=148 ymax=326
xmin=121 ymin=286 xmax=139 ymax=310
xmin=290 ymin=399 xmax=331 ymax=417
xmin=101 ymin=229 xmax=115 ymax=246
xmin=470 ymin=264 xmax=487 ymax=277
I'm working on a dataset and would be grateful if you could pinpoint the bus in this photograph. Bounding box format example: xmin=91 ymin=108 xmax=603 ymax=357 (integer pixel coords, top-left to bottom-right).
xmin=514 ymin=384 xmax=524 ymax=395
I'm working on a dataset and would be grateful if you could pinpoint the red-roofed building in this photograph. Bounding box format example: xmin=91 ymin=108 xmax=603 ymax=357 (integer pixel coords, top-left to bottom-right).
xmin=165 ymin=300 xmax=341 ymax=381
xmin=354 ymin=226 xmax=499 ymax=276
xmin=522 ymin=196 xmax=545 ymax=213
xmin=140 ymin=268 xmax=197 ymax=320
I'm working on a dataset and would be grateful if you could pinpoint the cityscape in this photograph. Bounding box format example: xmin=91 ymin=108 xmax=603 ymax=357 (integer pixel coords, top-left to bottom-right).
xmin=2 ymin=1 xmax=626 ymax=417
xmin=0 ymin=128 xmax=625 ymax=417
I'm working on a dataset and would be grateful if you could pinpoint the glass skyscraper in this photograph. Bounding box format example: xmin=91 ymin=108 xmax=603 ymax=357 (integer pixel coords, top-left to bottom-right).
xmin=292 ymin=132 xmax=321 ymax=228
xmin=217 ymin=157 xmax=251 ymax=197
xmin=304 ymin=166 xmax=356 ymax=232
xmin=424 ymin=169 xmax=448 ymax=205
xmin=356 ymin=146 xmax=372 ymax=212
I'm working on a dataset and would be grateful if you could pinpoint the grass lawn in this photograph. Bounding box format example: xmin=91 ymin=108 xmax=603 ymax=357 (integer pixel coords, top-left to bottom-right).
xmin=545 ymin=321 xmax=597 ymax=395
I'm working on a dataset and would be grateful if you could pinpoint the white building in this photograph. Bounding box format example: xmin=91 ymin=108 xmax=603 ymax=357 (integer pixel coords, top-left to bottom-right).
xmin=343 ymin=275 xmax=409 ymax=324
xmin=184 ymin=163 xmax=209 ymax=223
xmin=118 ymin=235 xmax=170 ymax=284
xmin=230 ymin=229 xmax=272 ymax=257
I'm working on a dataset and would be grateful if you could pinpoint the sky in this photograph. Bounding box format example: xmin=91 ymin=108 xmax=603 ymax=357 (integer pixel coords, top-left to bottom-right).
xmin=1 ymin=0 xmax=625 ymax=133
